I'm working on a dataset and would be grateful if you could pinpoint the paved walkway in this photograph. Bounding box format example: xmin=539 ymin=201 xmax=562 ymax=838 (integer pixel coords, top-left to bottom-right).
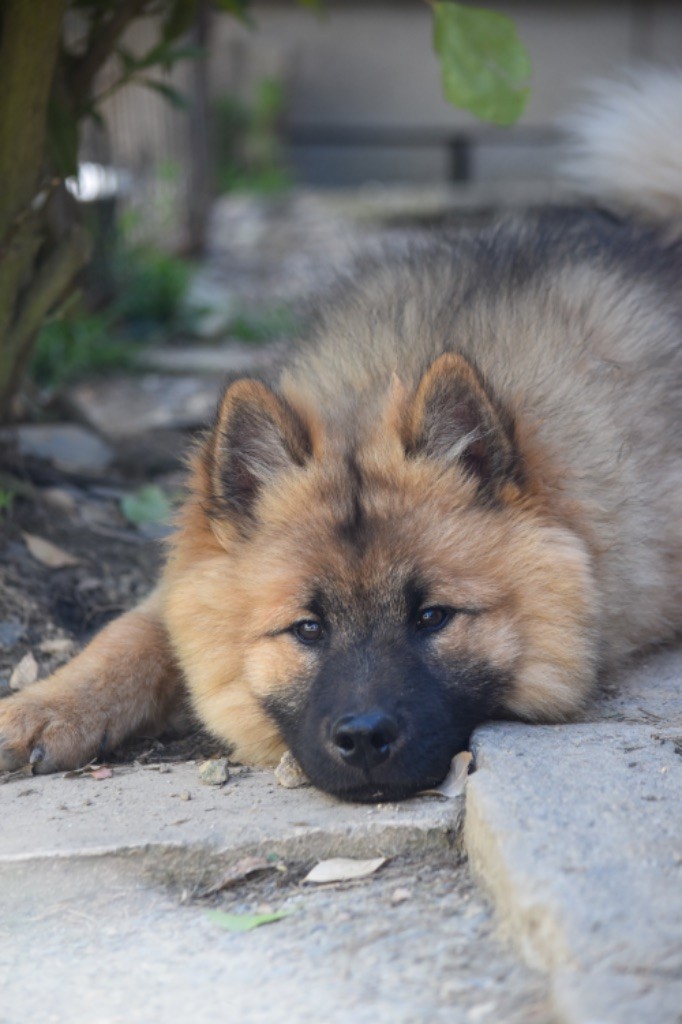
xmin=2 ymin=647 xmax=680 ymax=1023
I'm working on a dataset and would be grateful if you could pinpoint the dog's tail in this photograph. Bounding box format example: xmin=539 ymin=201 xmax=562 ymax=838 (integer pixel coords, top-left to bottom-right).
xmin=563 ymin=68 xmax=682 ymax=228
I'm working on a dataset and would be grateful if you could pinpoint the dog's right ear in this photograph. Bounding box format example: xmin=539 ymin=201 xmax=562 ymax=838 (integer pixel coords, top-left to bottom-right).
xmin=208 ymin=379 xmax=311 ymax=521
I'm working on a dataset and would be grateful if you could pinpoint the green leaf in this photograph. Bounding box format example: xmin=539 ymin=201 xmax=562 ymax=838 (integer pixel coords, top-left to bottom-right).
xmin=141 ymin=80 xmax=189 ymax=110
xmin=206 ymin=910 xmax=292 ymax=932
xmin=121 ymin=486 xmax=173 ymax=526
xmin=432 ymin=2 xmax=531 ymax=126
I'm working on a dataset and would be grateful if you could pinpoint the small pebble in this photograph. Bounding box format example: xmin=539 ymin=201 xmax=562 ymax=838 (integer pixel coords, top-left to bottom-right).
xmin=38 ymin=637 xmax=74 ymax=656
xmin=391 ymin=887 xmax=412 ymax=905
xmin=199 ymin=758 xmax=230 ymax=786
xmin=41 ymin=487 xmax=77 ymax=514
xmin=275 ymin=750 xmax=309 ymax=789
xmin=179 ymin=790 xmax=191 ymax=801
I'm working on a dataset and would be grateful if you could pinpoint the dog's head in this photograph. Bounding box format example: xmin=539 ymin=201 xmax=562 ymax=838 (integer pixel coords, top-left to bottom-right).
xmin=165 ymin=353 xmax=597 ymax=801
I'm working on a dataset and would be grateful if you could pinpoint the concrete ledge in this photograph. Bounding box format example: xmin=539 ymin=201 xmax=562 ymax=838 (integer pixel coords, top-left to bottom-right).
xmin=0 ymin=764 xmax=462 ymax=873
xmin=465 ymin=647 xmax=682 ymax=1024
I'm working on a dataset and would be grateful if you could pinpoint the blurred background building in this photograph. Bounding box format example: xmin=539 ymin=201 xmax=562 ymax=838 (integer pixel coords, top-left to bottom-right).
xmin=81 ymin=0 xmax=682 ymax=251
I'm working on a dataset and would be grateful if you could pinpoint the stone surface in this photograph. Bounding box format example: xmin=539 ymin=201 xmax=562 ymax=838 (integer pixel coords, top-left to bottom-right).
xmin=0 ymin=621 xmax=25 ymax=651
xmin=0 ymin=763 xmax=463 ymax=865
xmin=67 ymin=375 xmax=222 ymax=441
xmin=466 ymin=647 xmax=682 ymax=1024
xmin=0 ymin=423 xmax=114 ymax=475
xmin=0 ymin=763 xmax=550 ymax=1023
xmin=138 ymin=341 xmax=280 ymax=376
xmin=2 ymin=641 xmax=680 ymax=1023
xmin=0 ymin=850 xmax=548 ymax=1024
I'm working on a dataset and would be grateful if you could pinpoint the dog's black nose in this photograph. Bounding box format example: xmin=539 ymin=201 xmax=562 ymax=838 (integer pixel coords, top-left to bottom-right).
xmin=331 ymin=711 xmax=400 ymax=769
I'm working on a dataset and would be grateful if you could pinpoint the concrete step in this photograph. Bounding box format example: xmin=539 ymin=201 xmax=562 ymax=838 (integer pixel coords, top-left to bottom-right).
xmin=466 ymin=648 xmax=682 ymax=1024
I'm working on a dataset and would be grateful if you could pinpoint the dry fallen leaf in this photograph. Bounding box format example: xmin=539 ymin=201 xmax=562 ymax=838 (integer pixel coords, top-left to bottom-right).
xmin=197 ymin=856 xmax=279 ymax=898
xmin=303 ymin=857 xmax=387 ymax=885
xmin=438 ymin=750 xmax=473 ymax=798
xmin=9 ymin=652 xmax=39 ymax=690
xmin=22 ymin=532 xmax=79 ymax=569
xmin=274 ymin=750 xmax=309 ymax=789
xmin=417 ymin=750 xmax=473 ymax=799
xmin=63 ymin=762 xmax=112 ymax=781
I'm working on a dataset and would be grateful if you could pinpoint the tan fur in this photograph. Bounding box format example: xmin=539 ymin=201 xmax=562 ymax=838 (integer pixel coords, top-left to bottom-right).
xmin=0 ymin=592 xmax=187 ymax=771
xmin=1 ymin=72 xmax=681 ymax=784
xmin=161 ymin=374 xmax=600 ymax=766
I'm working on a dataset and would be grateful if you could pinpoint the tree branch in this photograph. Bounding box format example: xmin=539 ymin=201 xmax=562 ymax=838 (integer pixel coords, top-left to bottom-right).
xmin=0 ymin=225 xmax=92 ymax=417
xmin=68 ymin=0 xmax=151 ymax=102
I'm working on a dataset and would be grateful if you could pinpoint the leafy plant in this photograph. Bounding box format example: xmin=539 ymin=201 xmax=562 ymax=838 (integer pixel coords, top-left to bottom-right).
xmin=31 ymin=312 xmax=134 ymax=388
xmin=215 ymin=77 xmax=291 ymax=195
xmin=0 ymin=0 xmax=531 ymax=419
xmin=113 ymin=246 xmax=191 ymax=330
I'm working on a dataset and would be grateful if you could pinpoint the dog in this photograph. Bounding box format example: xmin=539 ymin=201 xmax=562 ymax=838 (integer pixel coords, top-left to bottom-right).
xmin=1 ymin=71 xmax=681 ymax=801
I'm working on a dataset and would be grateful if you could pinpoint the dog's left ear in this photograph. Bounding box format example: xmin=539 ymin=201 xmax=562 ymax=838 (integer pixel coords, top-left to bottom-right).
xmin=409 ymin=353 xmax=519 ymax=496
xmin=209 ymin=379 xmax=311 ymax=520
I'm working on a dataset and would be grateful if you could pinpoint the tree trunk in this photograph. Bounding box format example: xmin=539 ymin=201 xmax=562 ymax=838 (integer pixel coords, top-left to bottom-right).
xmin=0 ymin=0 xmax=88 ymax=420
xmin=185 ymin=0 xmax=213 ymax=255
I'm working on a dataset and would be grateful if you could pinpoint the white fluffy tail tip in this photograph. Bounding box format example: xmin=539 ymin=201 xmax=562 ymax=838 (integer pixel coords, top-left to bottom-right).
xmin=563 ymin=67 xmax=682 ymax=224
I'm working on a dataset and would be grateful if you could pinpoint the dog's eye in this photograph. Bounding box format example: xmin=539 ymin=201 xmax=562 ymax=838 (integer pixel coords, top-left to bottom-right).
xmin=293 ymin=620 xmax=323 ymax=645
xmin=415 ymin=607 xmax=449 ymax=633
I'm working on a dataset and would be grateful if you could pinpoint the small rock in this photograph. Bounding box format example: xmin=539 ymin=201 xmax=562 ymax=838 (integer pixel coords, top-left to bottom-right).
xmin=67 ymin=375 xmax=221 ymax=441
xmin=0 ymin=620 xmax=25 ymax=650
xmin=468 ymin=1002 xmax=497 ymax=1022
xmin=0 ymin=424 xmax=114 ymax=475
xmin=199 ymin=758 xmax=230 ymax=786
xmin=275 ymin=750 xmax=309 ymax=789
xmin=390 ymin=887 xmax=412 ymax=905
xmin=38 ymin=637 xmax=74 ymax=656
xmin=179 ymin=790 xmax=191 ymax=802
xmin=10 ymin=652 xmax=39 ymax=690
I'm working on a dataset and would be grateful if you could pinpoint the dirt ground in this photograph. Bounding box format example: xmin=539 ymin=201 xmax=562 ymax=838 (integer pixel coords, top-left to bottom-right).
xmin=0 ymin=440 xmax=164 ymax=677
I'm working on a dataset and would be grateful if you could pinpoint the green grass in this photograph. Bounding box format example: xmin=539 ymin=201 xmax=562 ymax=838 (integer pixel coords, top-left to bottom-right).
xmin=31 ymin=314 xmax=135 ymax=388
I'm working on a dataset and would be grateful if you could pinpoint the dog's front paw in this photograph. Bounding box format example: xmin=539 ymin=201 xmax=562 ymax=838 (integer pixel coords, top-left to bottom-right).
xmin=0 ymin=694 xmax=101 ymax=774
